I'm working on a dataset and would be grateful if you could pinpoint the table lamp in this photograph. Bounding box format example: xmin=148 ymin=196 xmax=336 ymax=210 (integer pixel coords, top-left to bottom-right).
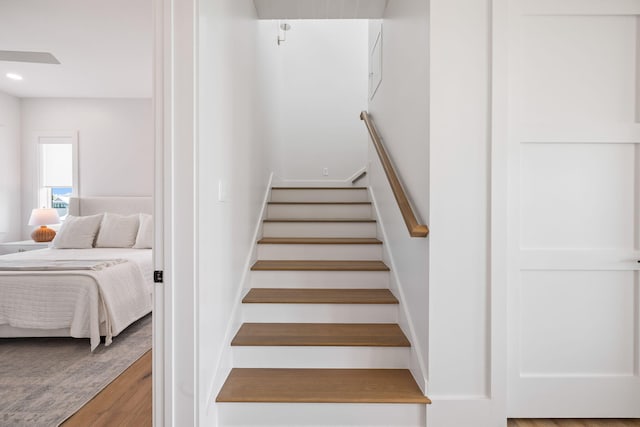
xmin=28 ymin=208 xmax=60 ymax=242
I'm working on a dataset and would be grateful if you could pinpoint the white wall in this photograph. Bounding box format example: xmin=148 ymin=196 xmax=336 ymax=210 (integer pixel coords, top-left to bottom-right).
xmin=258 ymin=20 xmax=369 ymax=182
xmin=164 ymin=2 xmax=503 ymax=425
xmin=20 ymin=98 xmax=153 ymax=237
xmin=366 ymin=0 xmax=430 ymax=390
xmin=0 ymin=91 xmax=22 ymax=242
xmin=368 ymin=1 xmax=503 ymax=425
xmin=427 ymin=0 xmax=502 ymax=425
xmin=197 ymin=0 xmax=270 ymax=424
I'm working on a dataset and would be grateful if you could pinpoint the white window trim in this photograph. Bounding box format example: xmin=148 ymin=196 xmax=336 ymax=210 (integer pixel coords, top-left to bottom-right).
xmin=33 ymin=131 xmax=79 ymax=210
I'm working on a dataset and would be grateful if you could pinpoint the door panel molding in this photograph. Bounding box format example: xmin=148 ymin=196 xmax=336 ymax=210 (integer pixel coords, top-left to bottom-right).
xmin=522 ymin=0 xmax=640 ymax=16
xmin=506 ymin=0 xmax=640 ymax=417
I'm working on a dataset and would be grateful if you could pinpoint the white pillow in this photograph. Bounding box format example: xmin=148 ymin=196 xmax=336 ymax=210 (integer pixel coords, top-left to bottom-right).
xmin=95 ymin=213 xmax=140 ymax=248
xmin=52 ymin=214 xmax=104 ymax=249
xmin=133 ymin=213 xmax=153 ymax=249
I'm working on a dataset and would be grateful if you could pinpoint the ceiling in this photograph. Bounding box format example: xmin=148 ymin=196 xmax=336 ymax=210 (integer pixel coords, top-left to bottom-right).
xmin=0 ymin=0 xmax=383 ymax=98
xmin=254 ymin=0 xmax=388 ymax=19
xmin=0 ymin=0 xmax=152 ymax=98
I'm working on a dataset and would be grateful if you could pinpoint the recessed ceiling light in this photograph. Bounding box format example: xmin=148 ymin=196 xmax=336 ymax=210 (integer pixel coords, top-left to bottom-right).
xmin=6 ymin=73 xmax=23 ymax=81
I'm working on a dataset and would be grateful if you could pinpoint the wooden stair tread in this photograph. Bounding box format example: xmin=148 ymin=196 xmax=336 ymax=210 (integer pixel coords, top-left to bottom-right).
xmin=272 ymin=187 xmax=367 ymax=190
xmin=251 ymin=260 xmax=390 ymax=271
xmin=231 ymin=323 xmax=410 ymax=347
xmin=216 ymin=368 xmax=431 ymax=404
xmin=243 ymin=288 xmax=398 ymax=304
xmin=257 ymin=237 xmax=382 ymax=245
xmin=263 ymin=218 xmax=376 ymax=223
xmin=268 ymin=202 xmax=371 ymax=205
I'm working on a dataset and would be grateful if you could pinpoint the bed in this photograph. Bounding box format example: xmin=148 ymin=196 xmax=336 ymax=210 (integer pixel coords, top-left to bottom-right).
xmin=0 ymin=197 xmax=153 ymax=350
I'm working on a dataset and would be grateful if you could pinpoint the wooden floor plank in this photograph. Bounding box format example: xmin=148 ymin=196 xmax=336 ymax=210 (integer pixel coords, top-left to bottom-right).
xmin=508 ymin=420 xmax=640 ymax=427
xmin=257 ymin=237 xmax=382 ymax=245
xmin=216 ymin=368 xmax=430 ymax=404
xmin=242 ymin=288 xmax=398 ymax=304
xmin=62 ymin=350 xmax=152 ymax=427
xmin=231 ymin=323 xmax=410 ymax=347
xmin=251 ymin=260 xmax=390 ymax=271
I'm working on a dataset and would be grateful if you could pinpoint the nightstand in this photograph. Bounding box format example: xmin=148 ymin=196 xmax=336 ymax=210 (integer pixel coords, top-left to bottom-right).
xmin=0 ymin=240 xmax=51 ymax=255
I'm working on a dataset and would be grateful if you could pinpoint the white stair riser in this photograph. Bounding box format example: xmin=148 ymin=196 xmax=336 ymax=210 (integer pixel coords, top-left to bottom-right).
xmin=242 ymin=303 xmax=398 ymax=323
xmin=267 ymin=204 xmax=372 ymax=219
xmin=217 ymin=402 xmax=426 ymax=426
xmin=250 ymin=271 xmax=390 ymax=288
xmin=270 ymin=189 xmax=369 ymax=203
xmin=231 ymin=346 xmax=410 ymax=369
xmin=263 ymin=222 xmax=377 ymax=238
xmin=257 ymin=244 xmax=382 ymax=260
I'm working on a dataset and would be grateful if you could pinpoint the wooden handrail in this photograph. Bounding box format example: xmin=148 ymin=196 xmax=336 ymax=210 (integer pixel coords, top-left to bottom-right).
xmin=360 ymin=111 xmax=429 ymax=238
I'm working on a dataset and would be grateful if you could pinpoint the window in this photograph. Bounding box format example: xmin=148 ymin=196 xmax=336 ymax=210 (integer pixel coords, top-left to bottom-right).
xmin=36 ymin=133 xmax=78 ymax=220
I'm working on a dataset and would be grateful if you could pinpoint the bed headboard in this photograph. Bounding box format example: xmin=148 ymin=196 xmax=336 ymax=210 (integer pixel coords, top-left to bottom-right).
xmin=69 ymin=197 xmax=153 ymax=216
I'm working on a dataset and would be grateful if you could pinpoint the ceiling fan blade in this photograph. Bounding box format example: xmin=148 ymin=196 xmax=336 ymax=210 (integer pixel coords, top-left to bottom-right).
xmin=0 ymin=50 xmax=60 ymax=64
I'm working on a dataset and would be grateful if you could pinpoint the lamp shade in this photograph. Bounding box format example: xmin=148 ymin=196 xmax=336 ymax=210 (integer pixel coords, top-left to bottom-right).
xmin=28 ymin=208 xmax=61 ymax=226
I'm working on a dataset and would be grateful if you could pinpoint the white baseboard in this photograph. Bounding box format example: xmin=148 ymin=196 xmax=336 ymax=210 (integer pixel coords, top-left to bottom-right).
xmin=205 ymin=172 xmax=274 ymax=418
xmin=272 ymin=167 xmax=367 ymax=186
xmin=368 ymin=186 xmax=428 ymax=393
xmin=426 ymin=397 xmax=506 ymax=427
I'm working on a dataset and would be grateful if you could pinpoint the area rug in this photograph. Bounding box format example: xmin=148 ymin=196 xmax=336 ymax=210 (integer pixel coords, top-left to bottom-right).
xmin=0 ymin=314 xmax=152 ymax=426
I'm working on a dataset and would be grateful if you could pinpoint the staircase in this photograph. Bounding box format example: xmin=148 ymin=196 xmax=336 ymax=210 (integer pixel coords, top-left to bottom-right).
xmin=216 ymin=186 xmax=430 ymax=426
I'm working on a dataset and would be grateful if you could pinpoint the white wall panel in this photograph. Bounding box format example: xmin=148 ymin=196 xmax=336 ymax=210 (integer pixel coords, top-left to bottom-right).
xmin=520 ymin=270 xmax=636 ymax=376
xmin=428 ymin=0 xmax=491 ymax=400
xmin=520 ymin=143 xmax=636 ymax=249
xmin=521 ymin=16 xmax=636 ymax=126
xmin=507 ymin=1 xmax=640 ymax=417
xmin=521 ymin=0 xmax=640 ymax=16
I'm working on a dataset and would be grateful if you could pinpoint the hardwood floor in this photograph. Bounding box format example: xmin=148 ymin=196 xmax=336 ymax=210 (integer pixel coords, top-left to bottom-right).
xmin=509 ymin=420 xmax=640 ymax=427
xmin=62 ymin=350 xmax=152 ymax=427
xmin=56 ymin=350 xmax=639 ymax=427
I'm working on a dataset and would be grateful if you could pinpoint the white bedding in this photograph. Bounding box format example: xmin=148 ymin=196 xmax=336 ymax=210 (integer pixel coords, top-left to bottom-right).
xmin=0 ymin=258 xmax=128 ymax=271
xmin=0 ymin=248 xmax=153 ymax=350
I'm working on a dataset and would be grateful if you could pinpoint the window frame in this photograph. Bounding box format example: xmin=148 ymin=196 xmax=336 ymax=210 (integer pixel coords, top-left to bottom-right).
xmin=34 ymin=131 xmax=79 ymax=217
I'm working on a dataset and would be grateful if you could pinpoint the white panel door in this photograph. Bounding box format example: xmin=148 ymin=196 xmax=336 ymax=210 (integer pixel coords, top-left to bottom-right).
xmin=507 ymin=0 xmax=640 ymax=417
